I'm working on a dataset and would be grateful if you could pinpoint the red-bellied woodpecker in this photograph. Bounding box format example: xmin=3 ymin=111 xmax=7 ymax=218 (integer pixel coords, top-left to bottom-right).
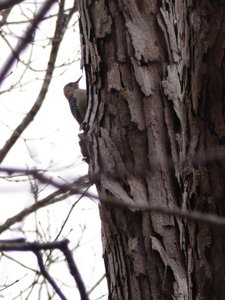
xmin=63 ymin=76 xmax=87 ymax=125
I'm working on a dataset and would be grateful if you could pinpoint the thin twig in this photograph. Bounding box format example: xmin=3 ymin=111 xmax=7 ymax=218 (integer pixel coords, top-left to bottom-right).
xmin=34 ymin=250 xmax=67 ymax=300
xmin=0 ymin=176 xmax=88 ymax=234
xmin=87 ymin=274 xmax=106 ymax=296
xmin=0 ymin=190 xmax=71 ymax=234
xmin=0 ymin=278 xmax=19 ymax=292
xmin=54 ymin=184 xmax=92 ymax=241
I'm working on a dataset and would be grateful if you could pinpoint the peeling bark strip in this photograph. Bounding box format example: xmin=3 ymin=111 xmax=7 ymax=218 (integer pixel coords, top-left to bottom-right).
xmin=78 ymin=0 xmax=225 ymax=299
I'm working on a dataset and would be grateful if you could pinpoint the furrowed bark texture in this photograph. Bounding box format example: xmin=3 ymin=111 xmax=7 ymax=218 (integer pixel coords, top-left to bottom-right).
xmin=78 ymin=1 xmax=225 ymax=299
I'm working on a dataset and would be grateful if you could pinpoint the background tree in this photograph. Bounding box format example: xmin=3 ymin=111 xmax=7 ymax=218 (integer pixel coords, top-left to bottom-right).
xmin=78 ymin=0 xmax=225 ymax=299
xmin=0 ymin=1 xmax=106 ymax=299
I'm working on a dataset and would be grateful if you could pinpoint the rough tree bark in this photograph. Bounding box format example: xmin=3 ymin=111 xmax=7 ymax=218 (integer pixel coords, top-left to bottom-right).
xmin=78 ymin=1 xmax=225 ymax=299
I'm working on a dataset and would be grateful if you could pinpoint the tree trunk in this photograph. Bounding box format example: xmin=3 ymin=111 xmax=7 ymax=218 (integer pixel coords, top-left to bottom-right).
xmin=78 ymin=1 xmax=225 ymax=299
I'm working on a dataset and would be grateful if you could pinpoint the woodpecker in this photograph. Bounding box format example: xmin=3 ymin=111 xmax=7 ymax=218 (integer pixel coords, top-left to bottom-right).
xmin=63 ymin=76 xmax=87 ymax=125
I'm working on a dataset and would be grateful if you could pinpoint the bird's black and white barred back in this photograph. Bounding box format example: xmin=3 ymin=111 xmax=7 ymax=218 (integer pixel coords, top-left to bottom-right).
xmin=63 ymin=77 xmax=87 ymax=125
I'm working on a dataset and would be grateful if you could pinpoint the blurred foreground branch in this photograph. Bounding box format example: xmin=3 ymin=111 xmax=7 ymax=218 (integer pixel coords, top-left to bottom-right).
xmin=0 ymin=0 xmax=24 ymax=11
xmin=1 ymin=166 xmax=225 ymax=227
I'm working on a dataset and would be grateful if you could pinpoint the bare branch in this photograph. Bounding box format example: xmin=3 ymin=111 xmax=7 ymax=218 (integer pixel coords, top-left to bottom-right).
xmin=0 ymin=239 xmax=89 ymax=300
xmin=1 ymin=166 xmax=225 ymax=227
xmin=0 ymin=166 xmax=90 ymax=193
xmin=0 ymin=0 xmax=25 ymax=11
xmin=0 ymin=174 xmax=89 ymax=234
xmin=103 ymin=196 xmax=225 ymax=228
xmin=35 ymin=250 xmax=67 ymax=300
xmin=0 ymin=190 xmax=70 ymax=234
xmin=0 ymin=239 xmax=68 ymax=251
xmin=0 ymin=7 xmax=11 ymax=27
xmin=61 ymin=244 xmax=89 ymax=300
xmin=0 ymin=0 xmax=55 ymax=83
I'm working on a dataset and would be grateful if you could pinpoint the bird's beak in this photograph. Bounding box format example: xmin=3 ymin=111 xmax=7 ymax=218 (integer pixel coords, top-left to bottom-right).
xmin=75 ymin=75 xmax=82 ymax=83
